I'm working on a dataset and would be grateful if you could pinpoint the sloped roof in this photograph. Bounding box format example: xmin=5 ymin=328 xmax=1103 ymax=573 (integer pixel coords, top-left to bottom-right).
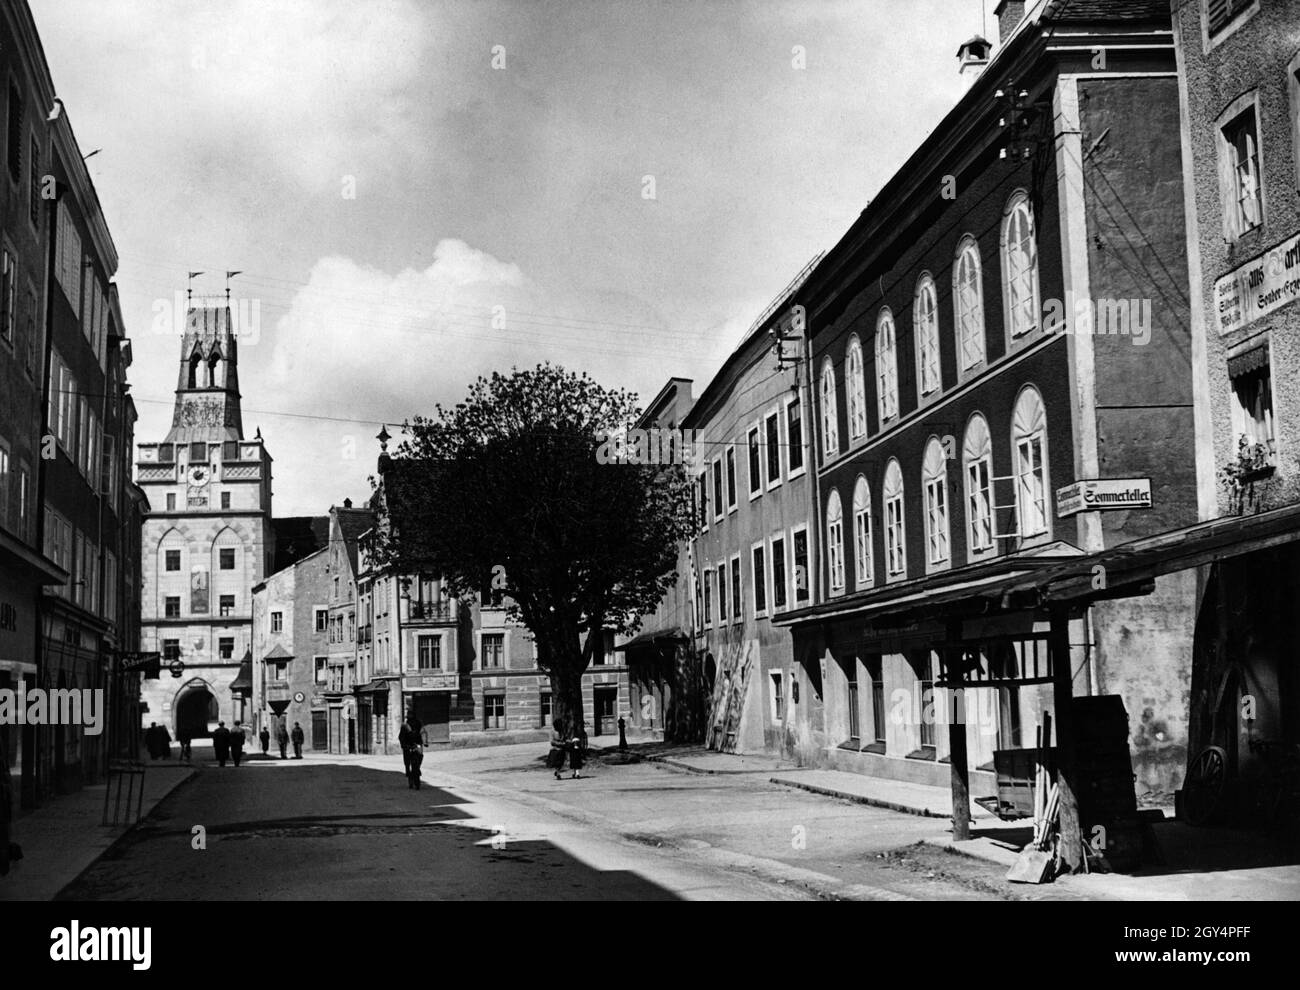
xmin=263 ymin=643 xmax=293 ymax=661
xmin=332 ymin=506 xmax=375 ymax=576
xmin=1051 ymin=0 xmax=1170 ymax=22
xmin=272 ymin=516 xmax=331 ymax=573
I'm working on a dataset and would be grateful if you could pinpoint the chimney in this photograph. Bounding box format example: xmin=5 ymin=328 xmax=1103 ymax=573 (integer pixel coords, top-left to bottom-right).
xmin=343 ymin=498 xmax=352 ymax=508
xmin=957 ymin=35 xmax=993 ymax=86
xmin=994 ymin=0 xmax=1027 ymax=45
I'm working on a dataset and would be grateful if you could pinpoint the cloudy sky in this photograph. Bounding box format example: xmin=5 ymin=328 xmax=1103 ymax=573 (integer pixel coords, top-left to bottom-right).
xmin=30 ymin=0 xmax=984 ymax=515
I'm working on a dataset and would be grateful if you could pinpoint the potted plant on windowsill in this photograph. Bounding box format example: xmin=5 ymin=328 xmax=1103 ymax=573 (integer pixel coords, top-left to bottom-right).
xmin=1219 ymin=435 xmax=1275 ymax=515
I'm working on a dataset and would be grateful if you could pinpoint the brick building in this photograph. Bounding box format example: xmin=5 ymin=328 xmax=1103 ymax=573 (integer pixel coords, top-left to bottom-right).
xmin=774 ymin=0 xmax=1199 ymax=804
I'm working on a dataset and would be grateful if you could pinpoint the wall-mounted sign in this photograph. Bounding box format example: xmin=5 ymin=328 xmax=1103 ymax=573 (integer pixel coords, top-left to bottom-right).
xmin=191 ymin=565 xmax=209 ymax=614
xmin=1213 ymin=230 xmax=1300 ymax=336
xmin=402 ymin=673 xmax=458 ymax=691
xmin=1057 ymin=478 xmax=1153 ymax=517
xmin=293 ymin=691 xmax=305 ymax=704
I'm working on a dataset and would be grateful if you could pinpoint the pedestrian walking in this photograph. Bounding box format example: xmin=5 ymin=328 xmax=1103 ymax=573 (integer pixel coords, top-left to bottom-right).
xmin=276 ymin=721 xmax=289 ymax=759
xmin=290 ymin=722 xmax=305 ymax=759
xmin=145 ymin=722 xmax=160 ymax=760
xmin=213 ymin=721 xmax=231 ymax=767
xmin=259 ymin=727 xmax=270 ymax=755
xmin=229 ymin=722 xmax=246 ymax=767
xmin=177 ymin=728 xmax=192 ymax=762
xmin=157 ymin=724 xmax=172 ymax=761
xmin=398 ymin=711 xmax=426 ymax=789
xmin=568 ymin=725 xmax=585 ymax=779
xmin=549 ymin=719 xmax=568 ymax=780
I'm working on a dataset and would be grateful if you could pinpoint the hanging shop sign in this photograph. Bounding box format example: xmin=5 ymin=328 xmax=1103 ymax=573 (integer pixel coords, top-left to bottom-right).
xmin=1057 ymin=478 xmax=1152 ymax=517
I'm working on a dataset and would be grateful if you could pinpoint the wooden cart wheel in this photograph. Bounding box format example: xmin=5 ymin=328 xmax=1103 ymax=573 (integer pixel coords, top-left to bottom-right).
xmin=1184 ymin=745 xmax=1227 ymax=826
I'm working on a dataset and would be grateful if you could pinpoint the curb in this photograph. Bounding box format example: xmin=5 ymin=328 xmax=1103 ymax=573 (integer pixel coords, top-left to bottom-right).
xmin=641 ymin=753 xmax=794 ymax=776
xmin=769 ymin=776 xmax=951 ymax=818
xmin=50 ymin=767 xmax=199 ymax=901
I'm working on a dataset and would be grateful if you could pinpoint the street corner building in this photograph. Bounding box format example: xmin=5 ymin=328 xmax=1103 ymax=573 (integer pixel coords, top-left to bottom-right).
xmin=1 ymin=0 xmax=147 ymax=810
xmin=136 ymin=304 xmax=275 ymax=741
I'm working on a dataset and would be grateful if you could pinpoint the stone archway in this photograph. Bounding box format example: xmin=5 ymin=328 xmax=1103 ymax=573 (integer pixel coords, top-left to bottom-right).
xmin=175 ymin=682 xmax=218 ymax=740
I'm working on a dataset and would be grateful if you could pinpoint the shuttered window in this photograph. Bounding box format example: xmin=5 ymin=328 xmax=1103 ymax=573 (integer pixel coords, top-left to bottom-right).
xmin=1207 ymin=0 xmax=1253 ymax=37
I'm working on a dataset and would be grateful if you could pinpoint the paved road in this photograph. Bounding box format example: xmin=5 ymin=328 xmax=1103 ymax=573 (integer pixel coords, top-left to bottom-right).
xmin=59 ymin=743 xmax=1052 ymax=900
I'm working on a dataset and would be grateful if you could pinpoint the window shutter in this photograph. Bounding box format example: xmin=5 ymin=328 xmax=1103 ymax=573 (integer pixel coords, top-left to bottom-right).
xmin=1207 ymin=0 xmax=1231 ymax=35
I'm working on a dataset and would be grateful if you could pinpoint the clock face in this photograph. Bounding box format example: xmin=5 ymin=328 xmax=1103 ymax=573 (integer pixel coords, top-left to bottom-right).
xmin=188 ymin=465 xmax=211 ymax=486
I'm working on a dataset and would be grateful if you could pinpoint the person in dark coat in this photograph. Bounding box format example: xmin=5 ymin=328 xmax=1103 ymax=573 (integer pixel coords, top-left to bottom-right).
xmin=177 ymin=728 xmax=192 ymax=762
xmin=290 ymin=722 xmax=305 ymax=759
xmin=549 ymin=719 xmax=568 ymax=780
xmin=568 ymin=724 xmax=585 ymax=779
xmin=259 ymin=727 xmax=270 ymax=755
xmin=157 ymin=724 xmax=172 ymax=761
xmin=229 ymin=722 xmax=246 ymax=767
xmin=276 ymin=722 xmax=290 ymax=759
xmin=398 ymin=712 xmax=426 ymax=789
xmin=212 ymin=722 xmax=231 ymax=767
xmin=145 ymin=723 xmax=160 ymax=760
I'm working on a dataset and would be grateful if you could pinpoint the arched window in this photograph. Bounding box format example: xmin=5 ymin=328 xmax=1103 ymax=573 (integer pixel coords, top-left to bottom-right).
xmin=914 ymin=275 xmax=941 ymax=399
xmin=187 ymin=349 xmax=202 ymax=389
xmin=883 ymin=458 xmax=906 ymax=579
xmin=963 ymin=414 xmax=994 ymax=554
xmin=922 ymin=438 xmax=950 ymax=566
xmin=826 ymin=488 xmax=845 ymax=594
xmin=1001 ymin=192 xmax=1041 ymax=338
xmin=1012 ymin=387 xmax=1049 ymax=538
xmin=953 ymin=236 xmax=985 ymax=372
xmin=852 ymin=475 xmax=873 ymax=589
xmin=846 ymin=336 xmax=867 ymax=440
xmin=876 ymin=309 xmax=899 ymax=424
xmin=206 ymin=351 xmax=220 ymax=388
xmin=821 ymin=359 xmax=839 ymax=457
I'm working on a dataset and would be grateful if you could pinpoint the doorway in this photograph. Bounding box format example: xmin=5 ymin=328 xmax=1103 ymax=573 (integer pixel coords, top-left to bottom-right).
xmin=594 ymin=686 xmax=617 ymax=736
xmin=175 ymin=687 xmax=217 ymax=740
xmin=412 ymin=693 xmax=450 ymax=743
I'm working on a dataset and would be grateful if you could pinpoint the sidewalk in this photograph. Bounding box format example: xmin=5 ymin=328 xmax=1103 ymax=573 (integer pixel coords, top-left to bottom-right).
xmin=1 ymin=764 xmax=195 ymax=901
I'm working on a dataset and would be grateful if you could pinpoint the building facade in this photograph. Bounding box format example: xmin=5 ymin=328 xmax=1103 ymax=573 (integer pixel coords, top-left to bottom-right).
xmin=776 ymin=0 xmax=1199 ymax=803
xmin=1172 ymin=0 xmax=1300 ymax=818
xmin=683 ymin=259 xmax=821 ymax=762
xmin=1 ymin=0 xmax=144 ymax=806
xmin=137 ymin=305 xmax=274 ymax=741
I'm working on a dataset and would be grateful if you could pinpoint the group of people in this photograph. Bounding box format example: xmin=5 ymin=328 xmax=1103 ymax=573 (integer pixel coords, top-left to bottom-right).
xmin=144 ymin=722 xmax=174 ymax=761
xmin=548 ymin=720 xmax=587 ymax=780
xmin=211 ymin=722 xmax=246 ymax=767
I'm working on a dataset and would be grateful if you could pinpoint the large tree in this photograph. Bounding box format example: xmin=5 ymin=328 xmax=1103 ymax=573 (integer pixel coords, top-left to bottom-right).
xmin=367 ymin=364 xmax=696 ymax=740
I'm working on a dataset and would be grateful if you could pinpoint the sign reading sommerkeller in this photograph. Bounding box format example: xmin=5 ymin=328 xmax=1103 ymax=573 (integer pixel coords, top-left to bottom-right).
xmin=1214 ymin=231 xmax=1300 ymax=335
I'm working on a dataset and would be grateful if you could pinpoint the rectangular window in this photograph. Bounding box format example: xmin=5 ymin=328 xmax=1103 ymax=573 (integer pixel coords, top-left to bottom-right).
xmin=918 ymin=654 xmax=936 ymax=750
xmin=886 ymin=495 xmax=906 ymax=576
xmin=792 ymin=527 xmax=810 ymax=604
xmin=221 ymin=491 xmax=231 ymax=509
xmin=165 ymin=549 xmax=181 ymax=572
xmin=218 ymin=637 xmax=234 ymax=660
xmin=481 ymin=632 xmax=505 ymax=669
xmin=752 ymin=544 xmax=767 ymax=615
xmin=1222 ymin=104 xmax=1263 ymax=238
xmin=315 ymin=656 xmax=328 ymax=684
xmin=55 ymin=201 xmax=82 ymax=312
xmin=7 ymin=83 xmax=23 ymax=183
xmin=786 ymin=398 xmax=804 ymax=475
xmin=725 ymin=447 xmax=737 ymax=510
xmin=539 ymin=691 xmax=552 ymax=727
xmin=747 ymin=426 xmax=762 ymax=496
xmin=164 ymin=596 xmax=180 ymax=618
xmin=712 ymin=459 xmax=723 ymax=521
xmin=1015 ymin=435 xmax=1048 ymax=537
xmin=771 ymin=536 xmax=787 ymax=610
xmin=703 ymin=566 xmax=713 ymax=625
xmin=271 ymin=611 xmax=283 ymax=633
xmin=315 ymin=608 xmax=328 ymax=633
xmin=417 ymin=634 xmax=442 ymax=670
xmin=730 ymin=556 xmax=742 ymax=624
xmin=484 ymin=694 xmax=506 ymax=730
xmin=847 ymin=677 xmax=860 ymax=742
xmin=771 ymin=671 xmax=784 ymax=723
xmin=869 ymin=660 xmax=886 ymax=745
xmin=765 ymin=412 xmax=781 ymax=486
xmin=967 ymin=456 xmax=994 ymax=553
xmin=219 ymin=594 xmax=235 ymax=617
xmin=925 ymin=475 xmax=949 ymax=565
xmin=272 ymin=663 xmax=287 ymax=683
xmin=1230 ymin=359 xmax=1275 ymax=465
xmin=163 ymin=639 xmax=181 ymax=662
xmin=166 ymin=492 xmax=176 ymax=511
xmin=219 ymin=548 xmax=236 ymax=570
xmin=717 ymin=563 xmax=728 ymax=622
xmin=0 ymin=246 xmax=15 ymax=348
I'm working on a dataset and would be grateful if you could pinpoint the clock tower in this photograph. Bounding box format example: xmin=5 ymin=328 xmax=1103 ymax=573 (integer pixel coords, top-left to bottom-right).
xmin=135 ymin=305 xmax=274 ymax=738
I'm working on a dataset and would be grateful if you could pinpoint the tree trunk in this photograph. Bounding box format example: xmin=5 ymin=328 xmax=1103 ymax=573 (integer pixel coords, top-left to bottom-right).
xmin=546 ymin=630 xmax=588 ymax=740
